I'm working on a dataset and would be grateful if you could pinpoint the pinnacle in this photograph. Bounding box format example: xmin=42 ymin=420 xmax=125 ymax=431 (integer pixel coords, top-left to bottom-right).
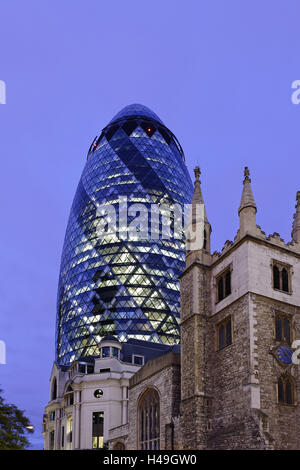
xmin=238 ymin=167 xmax=257 ymax=215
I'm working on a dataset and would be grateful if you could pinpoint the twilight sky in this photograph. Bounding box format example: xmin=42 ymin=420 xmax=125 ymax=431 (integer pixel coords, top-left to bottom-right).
xmin=0 ymin=0 xmax=300 ymax=449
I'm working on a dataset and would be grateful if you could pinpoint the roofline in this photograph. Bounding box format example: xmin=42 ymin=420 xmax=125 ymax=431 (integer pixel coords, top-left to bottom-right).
xmin=87 ymin=114 xmax=186 ymax=162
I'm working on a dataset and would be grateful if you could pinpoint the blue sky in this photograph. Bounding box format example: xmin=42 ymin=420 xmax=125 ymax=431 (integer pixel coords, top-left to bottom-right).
xmin=0 ymin=0 xmax=300 ymax=449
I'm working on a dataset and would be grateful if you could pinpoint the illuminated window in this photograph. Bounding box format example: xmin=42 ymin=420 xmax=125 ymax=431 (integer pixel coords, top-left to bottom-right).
xmin=92 ymin=412 xmax=104 ymax=448
xmin=138 ymin=389 xmax=160 ymax=450
xmin=56 ymin=105 xmax=193 ymax=365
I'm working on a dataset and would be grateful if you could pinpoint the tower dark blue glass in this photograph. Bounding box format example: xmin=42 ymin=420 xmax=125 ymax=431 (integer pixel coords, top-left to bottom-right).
xmin=56 ymin=104 xmax=193 ymax=365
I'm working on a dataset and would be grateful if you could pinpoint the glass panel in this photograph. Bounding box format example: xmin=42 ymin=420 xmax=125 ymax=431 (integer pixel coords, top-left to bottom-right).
xmin=225 ymin=271 xmax=231 ymax=296
xmin=55 ymin=105 xmax=194 ymax=365
xmin=219 ymin=324 xmax=225 ymax=350
xmin=52 ymin=378 xmax=57 ymax=400
xmin=134 ymin=355 xmax=144 ymax=365
xmin=218 ymin=278 xmax=224 ymax=302
xmin=87 ymin=364 xmax=94 ymax=374
xmin=284 ymin=318 xmax=291 ymax=344
xmin=278 ymin=378 xmax=284 ymax=403
xmin=273 ymin=266 xmax=280 ymax=289
xmin=286 ymin=379 xmax=293 ymax=404
xmin=138 ymin=389 xmax=160 ymax=449
xmin=112 ymin=347 xmax=119 ymax=358
xmin=92 ymin=437 xmax=98 ymax=449
xmin=92 ymin=412 xmax=104 ymax=448
xmin=102 ymin=347 xmax=110 ymax=358
xmin=275 ymin=316 xmax=282 ymax=341
xmin=226 ymin=319 xmax=232 ymax=346
xmin=282 ymin=268 xmax=289 ymax=292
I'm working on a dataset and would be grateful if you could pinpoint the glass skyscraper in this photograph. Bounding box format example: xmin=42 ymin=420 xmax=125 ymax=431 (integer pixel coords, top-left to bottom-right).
xmin=56 ymin=104 xmax=193 ymax=365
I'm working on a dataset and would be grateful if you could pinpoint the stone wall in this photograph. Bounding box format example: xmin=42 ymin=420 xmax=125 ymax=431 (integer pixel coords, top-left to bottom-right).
xmin=126 ymin=352 xmax=181 ymax=450
xmin=252 ymin=293 xmax=300 ymax=450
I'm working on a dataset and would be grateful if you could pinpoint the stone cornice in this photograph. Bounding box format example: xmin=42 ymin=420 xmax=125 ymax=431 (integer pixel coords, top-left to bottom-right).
xmin=181 ymin=233 xmax=300 ymax=278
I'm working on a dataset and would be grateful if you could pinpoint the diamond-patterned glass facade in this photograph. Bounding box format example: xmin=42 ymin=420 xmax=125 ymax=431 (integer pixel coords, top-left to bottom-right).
xmin=56 ymin=104 xmax=193 ymax=365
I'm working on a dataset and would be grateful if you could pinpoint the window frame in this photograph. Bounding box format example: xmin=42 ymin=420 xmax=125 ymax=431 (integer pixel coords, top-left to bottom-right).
xmin=133 ymin=354 xmax=144 ymax=366
xmin=274 ymin=312 xmax=293 ymax=345
xmin=138 ymin=388 xmax=160 ymax=450
xmin=215 ymin=265 xmax=232 ymax=304
xmin=216 ymin=315 xmax=233 ymax=351
xmin=272 ymin=260 xmax=292 ymax=294
xmin=277 ymin=375 xmax=296 ymax=406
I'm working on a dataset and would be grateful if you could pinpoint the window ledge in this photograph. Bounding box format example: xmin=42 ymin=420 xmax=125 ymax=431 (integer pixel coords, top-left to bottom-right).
xmin=216 ymin=343 xmax=233 ymax=353
xmin=276 ymin=402 xmax=297 ymax=407
xmin=215 ymin=294 xmax=232 ymax=305
xmin=273 ymin=288 xmax=292 ymax=296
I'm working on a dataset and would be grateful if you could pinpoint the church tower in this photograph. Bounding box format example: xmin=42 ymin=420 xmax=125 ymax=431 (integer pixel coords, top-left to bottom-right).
xmin=180 ymin=167 xmax=300 ymax=450
xmin=180 ymin=166 xmax=212 ymax=449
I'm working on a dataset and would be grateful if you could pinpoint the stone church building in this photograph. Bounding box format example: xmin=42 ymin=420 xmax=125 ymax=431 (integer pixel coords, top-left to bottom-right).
xmin=108 ymin=167 xmax=300 ymax=450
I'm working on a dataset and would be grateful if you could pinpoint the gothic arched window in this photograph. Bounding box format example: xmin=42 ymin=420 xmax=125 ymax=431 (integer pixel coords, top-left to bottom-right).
xmin=138 ymin=388 xmax=160 ymax=450
xmin=216 ymin=266 xmax=231 ymax=302
xmin=275 ymin=313 xmax=292 ymax=344
xmin=273 ymin=262 xmax=291 ymax=293
xmin=273 ymin=265 xmax=280 ymax=290
xmin=282 ymin=268 xmax=289 ymax=292
xmin=277 ymin=375 xmax=295 ymax=405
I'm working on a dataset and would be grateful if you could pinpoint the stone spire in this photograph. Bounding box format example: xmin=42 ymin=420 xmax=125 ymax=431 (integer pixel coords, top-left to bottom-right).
xmin=292 ymin=191 xmax=300 ymax=243
xmin=238 ymin=167 xmax=257 ymax=215
xmin=192 ymin=166 xmax=208 ymax=221
xmin=238 ymin=167 xmax=257 ymax=236
xmin=185 ymin=166 xmax=211 ymax=265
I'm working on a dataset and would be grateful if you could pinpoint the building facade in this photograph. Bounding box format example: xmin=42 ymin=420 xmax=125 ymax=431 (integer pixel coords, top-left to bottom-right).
xmin=43 ymin=336 xmax=178 ymax=449
xmin=108 ymin=167 xmax=300 ymax=450
xmin=56 ymin=104 xmax=193 ymax=366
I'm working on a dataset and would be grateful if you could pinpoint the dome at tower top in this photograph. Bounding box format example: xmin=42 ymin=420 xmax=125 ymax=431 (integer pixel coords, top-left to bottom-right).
xmin=109 ymin=103 xmax=164 ymax=125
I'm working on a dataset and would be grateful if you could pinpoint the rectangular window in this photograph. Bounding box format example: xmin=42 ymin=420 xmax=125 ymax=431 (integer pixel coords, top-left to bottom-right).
xmin=112 ymin=347 xmax=119 ymax=358
xmin=102 ymin=347 xmax=110 ymax=358
xmin=78 ymin=363 xmax=86 ymax=374
xmin=92 ymin=412 xmax=104 ymax=449
xmin=217 ymin=317 xmax=232 ymax=350
xmin=133 ymin=355 xmax=144 ymax=366
xmin=216 ymin=267 xmax=232 ymax=302
xmin=87 ymin=364 xmax=94 ymax=374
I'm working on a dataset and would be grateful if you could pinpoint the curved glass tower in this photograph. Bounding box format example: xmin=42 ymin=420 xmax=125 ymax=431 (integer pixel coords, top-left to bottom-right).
xmin=56 ymin=104 xmax=193 ymax=365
